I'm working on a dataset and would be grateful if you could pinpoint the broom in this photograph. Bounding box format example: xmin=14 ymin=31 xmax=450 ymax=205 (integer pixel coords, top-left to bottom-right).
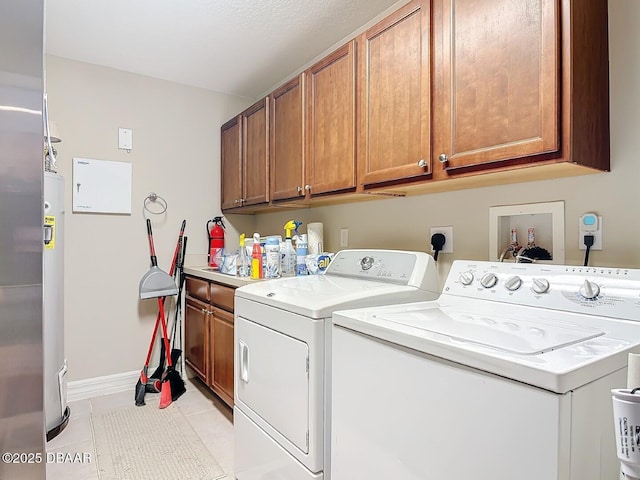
xmin=158 ymin=297 xmax=186 ymax=408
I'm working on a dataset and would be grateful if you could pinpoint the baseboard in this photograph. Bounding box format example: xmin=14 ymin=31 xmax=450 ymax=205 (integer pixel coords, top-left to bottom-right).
xmin=67 ymin=370 xmax=140 ymax=403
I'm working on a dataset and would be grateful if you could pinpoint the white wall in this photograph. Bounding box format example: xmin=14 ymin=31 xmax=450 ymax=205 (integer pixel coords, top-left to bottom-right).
xmin=50 ymin=0 xmax=640 ymax=382
xmin=251 ymin=0 xmax=640 ymax=285
xmin=46 ymin=56 xmax=254 ymax=381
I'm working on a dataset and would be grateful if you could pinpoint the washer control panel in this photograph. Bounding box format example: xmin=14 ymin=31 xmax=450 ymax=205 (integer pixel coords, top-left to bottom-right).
xmin=444 ymin=261 xmax=640 ymax=321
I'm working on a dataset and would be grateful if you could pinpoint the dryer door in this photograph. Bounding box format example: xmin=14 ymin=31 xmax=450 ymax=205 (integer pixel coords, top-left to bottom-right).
xmin=236 ymin=316 xmax=310 ymax=453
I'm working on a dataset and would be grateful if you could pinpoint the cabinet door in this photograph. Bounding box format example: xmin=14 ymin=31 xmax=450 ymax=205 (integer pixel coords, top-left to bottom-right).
xmin=242 ymin=97 xmax=269 ymax=207
xmin=432 ymin=0 xmax=559 ymax=174
xmin=184 ymin=296 xmax=209 ymax=381
xmin=270 ymin=74 xmax=306 ymax=202
xmin=358 ymin=0 xmax=431 ymax=188
xmin=306 ymin=41 xmax=357 ymax=196
xmin=211 ymin=307 xmax=234 ymax=407
xmin=221 ymin=115 xmax=243 ymax=210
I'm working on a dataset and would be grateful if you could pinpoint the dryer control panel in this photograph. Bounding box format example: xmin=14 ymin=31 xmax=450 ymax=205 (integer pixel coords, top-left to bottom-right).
xmin=444 ymin=261 xmax=640 ymax=321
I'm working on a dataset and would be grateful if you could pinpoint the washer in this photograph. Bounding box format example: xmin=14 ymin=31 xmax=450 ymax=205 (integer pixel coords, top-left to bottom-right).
xmin=233 ymin=249 xmax=440 ymax=480
xmin=331 ymin=260 xmax=640 ymax=480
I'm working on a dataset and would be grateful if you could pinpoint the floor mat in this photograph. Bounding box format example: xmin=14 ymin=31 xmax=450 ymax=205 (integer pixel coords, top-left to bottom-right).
xmin=91 ymin=403 xmax=226 ymax=480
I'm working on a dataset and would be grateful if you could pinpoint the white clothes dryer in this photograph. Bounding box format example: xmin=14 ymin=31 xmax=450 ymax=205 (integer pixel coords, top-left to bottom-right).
xmin=233 ymin=249 xmax=440 ymax=480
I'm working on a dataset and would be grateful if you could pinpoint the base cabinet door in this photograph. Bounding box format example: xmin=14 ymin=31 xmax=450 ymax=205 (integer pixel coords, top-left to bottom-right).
xmin=211 ymin=307 xmax=235 ymax=406
xmin=185 ymin=296 xmax=209 ymax=381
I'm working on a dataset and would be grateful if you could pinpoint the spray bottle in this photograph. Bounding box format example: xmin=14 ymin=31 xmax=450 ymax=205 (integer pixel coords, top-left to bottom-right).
xmin=250 ymin=233 xmax=263 ymax=279
xmin=281 ymin=221 xmax=298 ymax=277
xmin=237 ymin=234 xmax=250 ymax=278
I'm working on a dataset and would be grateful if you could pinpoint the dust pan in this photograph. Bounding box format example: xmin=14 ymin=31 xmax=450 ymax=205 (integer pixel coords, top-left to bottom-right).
xmin=139 ymin=219 xmax=178 ymax=299
xmin=139 ymin=266 xmax=178 ymax=299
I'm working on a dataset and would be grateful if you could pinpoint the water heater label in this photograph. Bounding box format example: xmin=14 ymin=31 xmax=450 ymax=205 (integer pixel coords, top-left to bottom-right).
xmin=44 ymin=215 xmax=55 ymax=249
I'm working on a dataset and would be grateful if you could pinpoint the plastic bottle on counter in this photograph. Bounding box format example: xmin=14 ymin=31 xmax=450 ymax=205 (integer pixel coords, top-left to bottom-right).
xmin=265 ymin=236 xmax=281 ymax=279
xmin=296 ymin=233 xmax=308 ymax=276
xmin=236 ymin=234 xmax=250 ymax=278
xmin=281 ymin=221 xmax=297 ymax=277
xmin=250 ymin=233 xmax=263 ymax=279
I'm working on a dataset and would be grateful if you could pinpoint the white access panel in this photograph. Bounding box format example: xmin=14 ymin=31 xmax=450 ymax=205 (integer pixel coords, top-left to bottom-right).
xmin=330 ymin=326 xmax=571 ymax=480
xmin=234 ymin=409 xmax=322 ymax=480
xmin=236 ymin=317 xmax=310 ymax=453
xmin=72 ymin=157 xmax=132 ymax=214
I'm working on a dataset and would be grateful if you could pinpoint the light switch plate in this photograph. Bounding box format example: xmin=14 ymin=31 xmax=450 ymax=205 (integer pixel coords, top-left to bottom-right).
xmin=118 ymin=128 xmax=132 ymax=150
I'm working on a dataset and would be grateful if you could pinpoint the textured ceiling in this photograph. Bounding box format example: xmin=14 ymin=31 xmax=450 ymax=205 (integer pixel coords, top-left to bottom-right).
xmin=45 ymin=0 xmax=404 ymax=98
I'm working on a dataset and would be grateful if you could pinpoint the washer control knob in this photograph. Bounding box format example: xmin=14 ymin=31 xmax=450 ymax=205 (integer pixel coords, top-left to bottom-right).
xmin=579 ymin=280 xmax=600 ymax=300
xmin=360 ymin=256 xmax=375 ymax=271
xmin=480 ymin=273 xmax=498 ymax=289
xmin=459 ymin=271 xmax=474 ymax=286
xmin=504 ymin=275 xmax=522 ymax=291
xmin=531 ymin=278 xmax=550 ymax=294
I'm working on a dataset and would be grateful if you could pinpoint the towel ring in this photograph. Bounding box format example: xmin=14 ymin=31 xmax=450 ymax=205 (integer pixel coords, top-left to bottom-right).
xmin=143 ymin=192 xmax=168 ymax=217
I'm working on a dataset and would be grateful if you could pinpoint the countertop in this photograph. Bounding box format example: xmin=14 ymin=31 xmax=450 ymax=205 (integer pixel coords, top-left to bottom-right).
xmin=183 ymin=266 xmax=259 ymax=288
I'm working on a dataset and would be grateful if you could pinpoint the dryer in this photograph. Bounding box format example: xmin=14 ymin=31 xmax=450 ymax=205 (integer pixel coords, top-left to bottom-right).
xmin=331 ymin=260 xmax=640 ymax=480
xmin=233 ymin=249 xmax=440 ymax=480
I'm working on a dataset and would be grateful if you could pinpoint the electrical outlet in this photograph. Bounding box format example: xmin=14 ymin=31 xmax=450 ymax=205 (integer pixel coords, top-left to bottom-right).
xmin=340 ymin=228 xmax=349 ymax=247
xmin=430 ymin=226 xmax=453 ymax=254
xmin=578 ymin=215 xmax=603 ymax=251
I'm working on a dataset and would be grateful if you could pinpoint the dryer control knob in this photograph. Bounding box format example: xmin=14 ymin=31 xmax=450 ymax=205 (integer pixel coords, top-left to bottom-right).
xmin=504 ymin=275 xmax=522 ymax=291
xmin=579 ymin=280 xmax=600 ymax=300
xmin=531 ymin=278 xmax=550 ymax=294
xmin=459 ymin=271 xmax=474 ymax=286
xmin=480 ymin=273 xmax=498 ymax=289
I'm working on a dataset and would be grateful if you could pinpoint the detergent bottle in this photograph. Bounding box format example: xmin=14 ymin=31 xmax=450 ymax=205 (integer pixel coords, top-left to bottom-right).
xmin=281 ymin=221 xmax=298 ymax=277
xmin=296 ymin=233 xmax=308 ymax=276
xmin=237 ymin=234 xmax=250 ymax=278
xmin=207 ymin=216 xmax=225 ymax=268
xmin=250 ymin=233 xmax=263 ymax=279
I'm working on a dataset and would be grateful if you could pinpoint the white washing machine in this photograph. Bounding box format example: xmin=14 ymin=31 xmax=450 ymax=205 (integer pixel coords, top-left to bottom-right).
xmin=330 ymin=260 xmax=640 ymax=480
xmin=233 ymin=249 xmax=440 ymax=480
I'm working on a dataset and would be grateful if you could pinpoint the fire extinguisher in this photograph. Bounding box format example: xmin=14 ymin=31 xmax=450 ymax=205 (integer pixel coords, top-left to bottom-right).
xmin=207 ymin=216 xmax=225 ymax=268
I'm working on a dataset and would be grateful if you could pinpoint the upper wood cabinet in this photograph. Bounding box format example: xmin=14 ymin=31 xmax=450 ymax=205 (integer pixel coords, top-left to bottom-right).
xmin=431 ymin=0 xmax=609 ymax=177
xmin=306 ymin=41 xmax=357 ymax=197
xmin=221 ymin=98 xmax=269 ymax=212
xmin=270 ymin=74 xmax=306 ymax=202
xmin=242 ymin=97 xmax=270 ymax=206
xmin=220 ymin=115 xmax=242 ymax=211
xmin=358 ymin=0 xmax=432 ymax=188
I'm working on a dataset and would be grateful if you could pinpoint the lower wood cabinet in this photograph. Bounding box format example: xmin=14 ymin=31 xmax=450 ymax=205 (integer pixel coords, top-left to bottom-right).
xmin=185 ymin=275 xmax=235 ymax=408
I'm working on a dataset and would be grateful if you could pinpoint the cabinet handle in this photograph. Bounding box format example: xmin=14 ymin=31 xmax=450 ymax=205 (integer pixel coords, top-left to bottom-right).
xmin=438 ymin=154 xmax=448 ymax=164
xmin=239 ymin=340 xmax=249 ymax=383
xmin=201 ymin=308 xmax=208 ymax=314
xmin=304 ymin=184 xmax=311 ymax=191
xmin=240 ymin=198 xmax=245 ymax=204
xmin=234 ymin=199 xmax=239 ymax=204
xmin=297 ymin=186 xmax=303 ymax=194
xmin=417 ymin=159 xmax=427 ymax=168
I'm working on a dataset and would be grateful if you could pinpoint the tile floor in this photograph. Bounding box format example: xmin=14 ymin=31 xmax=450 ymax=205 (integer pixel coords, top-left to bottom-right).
xmin=46 ymin=375 xmax=234 ymax=480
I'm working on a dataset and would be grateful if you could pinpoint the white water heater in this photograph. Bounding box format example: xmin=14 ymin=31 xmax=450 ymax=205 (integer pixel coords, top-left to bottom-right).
xmin=44 ymin=171 xmax=69 ymax=440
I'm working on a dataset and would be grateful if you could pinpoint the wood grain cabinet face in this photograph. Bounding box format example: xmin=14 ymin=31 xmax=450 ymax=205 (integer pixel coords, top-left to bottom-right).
xmin=306 ymin=41 xmax=357 ymax=196
xmin=211 ymin=307 xmax=234 ymax=407
xmin=220 ymin=116 xmax=243 ymax=210
xmin=184 ymin=296 xmax=209 ymax=381
xmin=432 ymin=0 xmax=559 ymax=174
xmin=185 ymin=276 xmax=236 ymax=408
xmin=358 ymin=0 xmax=432 ymax=188
xmin=270 ymin=74 xmax=306 ymax=202
xmin=242 ymin=97 xmax=270 ymax=207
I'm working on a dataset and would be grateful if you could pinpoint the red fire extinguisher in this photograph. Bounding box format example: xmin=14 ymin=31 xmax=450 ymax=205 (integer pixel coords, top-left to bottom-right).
xmin=207 ymin=216 xmax=225 ymax=268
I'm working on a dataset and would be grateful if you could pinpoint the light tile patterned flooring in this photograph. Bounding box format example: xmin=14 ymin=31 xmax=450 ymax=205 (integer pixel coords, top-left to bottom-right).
xmin=46 ymin=376 xmax=234 ymax=480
